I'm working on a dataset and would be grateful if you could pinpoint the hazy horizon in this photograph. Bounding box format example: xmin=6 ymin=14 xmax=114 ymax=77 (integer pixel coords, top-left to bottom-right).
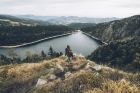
xmin=0 ymin=0 xmax=140 ymax=18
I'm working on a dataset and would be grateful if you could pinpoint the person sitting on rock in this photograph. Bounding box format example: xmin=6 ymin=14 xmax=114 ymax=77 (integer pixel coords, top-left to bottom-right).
xmin=65 ymin=45 xmax=73 ymax=62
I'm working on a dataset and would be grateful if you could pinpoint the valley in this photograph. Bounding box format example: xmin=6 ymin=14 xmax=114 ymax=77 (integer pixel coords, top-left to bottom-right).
xmin=0 ymin=14 xmax=140 ymax=93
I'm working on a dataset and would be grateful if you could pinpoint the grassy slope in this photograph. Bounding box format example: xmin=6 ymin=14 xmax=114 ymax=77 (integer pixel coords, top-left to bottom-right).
xmin=0 ymin=55 xmax=140 ymax=93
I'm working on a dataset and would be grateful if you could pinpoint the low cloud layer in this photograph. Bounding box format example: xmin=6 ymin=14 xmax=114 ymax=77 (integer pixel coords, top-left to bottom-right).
xmin=0 ymin=0 xmax=140 ymax=17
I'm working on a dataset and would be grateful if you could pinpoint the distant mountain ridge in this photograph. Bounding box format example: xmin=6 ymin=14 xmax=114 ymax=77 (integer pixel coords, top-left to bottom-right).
xmin=0 ymin=14 xmax=119 ymax=26
xmin=16 ymin=15 xmax=59 ymax=21
xmin=16 ymin=15 xmax=120 ymax=25
xmin=0 ymin=15 xmax=50 ymax=26
xmin=48 ymin=16 xmax=119 ymax=25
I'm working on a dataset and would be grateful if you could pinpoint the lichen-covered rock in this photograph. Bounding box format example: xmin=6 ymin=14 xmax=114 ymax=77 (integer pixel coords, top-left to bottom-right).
xmin=48 ymin=74 xmax=57 ymax=81
xmin=72 ymin=61 xmax=87 ymax=71
xmin=92 ymin=65 xmax=102 ymax=71
xmin=48 ymin=68 xmax=55 ymax=74
xmin=64 ymin=72 xmax=72 ymax=78
xmin=56 ymin=63 xmax=64 ymax=72
xmin=36 ymin=78 xmax=47 ymax=87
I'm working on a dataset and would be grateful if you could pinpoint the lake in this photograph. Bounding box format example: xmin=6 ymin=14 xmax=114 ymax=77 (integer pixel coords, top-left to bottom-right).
xmin=0 ymin=31 xmax=99 ymax=58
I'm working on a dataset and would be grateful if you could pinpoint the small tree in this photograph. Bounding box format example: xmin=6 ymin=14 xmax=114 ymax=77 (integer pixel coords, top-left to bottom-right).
xmin=41 ymin=50 xmax=46 ymax=59
xmin=48 ymin=46 xmax=54 ymax=57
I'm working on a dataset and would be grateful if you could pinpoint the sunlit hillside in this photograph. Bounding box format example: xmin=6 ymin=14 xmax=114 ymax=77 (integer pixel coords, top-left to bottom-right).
xmin=0 ymin=55 xmax=140 ymax=93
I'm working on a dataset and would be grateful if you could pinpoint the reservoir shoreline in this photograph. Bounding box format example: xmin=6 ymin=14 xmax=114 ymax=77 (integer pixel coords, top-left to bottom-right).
xmin=0 ymin=33 xmax=72 ymax=48
xmin=82 ymin=31 xmax=108 ymax=45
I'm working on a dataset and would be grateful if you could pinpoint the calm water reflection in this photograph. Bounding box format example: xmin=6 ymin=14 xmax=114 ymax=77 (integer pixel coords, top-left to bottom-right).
xmin=0 ymin=32 xmax=99 ymax=58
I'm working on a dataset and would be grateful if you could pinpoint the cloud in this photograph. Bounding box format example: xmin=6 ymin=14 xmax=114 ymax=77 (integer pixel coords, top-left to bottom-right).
xmin=110 ymin=0 xmax=140 ymax=8
xmin=119 ymin=3 xmax=140 ymax=8
xmin=0 ymin=0 xmax=140 ymax=17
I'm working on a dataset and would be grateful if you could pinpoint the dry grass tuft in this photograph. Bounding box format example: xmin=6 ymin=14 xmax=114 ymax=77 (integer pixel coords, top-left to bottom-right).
xmin=85 ymin=80 xmax=140 ymax=93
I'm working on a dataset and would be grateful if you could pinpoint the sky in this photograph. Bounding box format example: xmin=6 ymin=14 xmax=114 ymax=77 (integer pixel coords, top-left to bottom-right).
xmin=0 ymin=0 xmax=140 ymax=18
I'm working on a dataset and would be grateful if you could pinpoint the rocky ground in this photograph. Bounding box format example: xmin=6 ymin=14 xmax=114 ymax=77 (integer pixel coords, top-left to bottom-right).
xmin=0 ymin=55 xmax=140 ymax=93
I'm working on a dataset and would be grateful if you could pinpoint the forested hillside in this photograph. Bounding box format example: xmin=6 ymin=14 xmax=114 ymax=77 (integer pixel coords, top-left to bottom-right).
xmin=82 ymin=15 xmax=140 ymax=43
xmin=88 ymin=37 xmax=140 ymax=71
xmin=82 ymin=15 xmax=140 ymax=71
xmin=0 ymin=15 xmax=72 ymax=46
xmin=0 ymin=25 xmax=72 ymax=46
xmin=68 ymin=23 xmax=96 ymax=30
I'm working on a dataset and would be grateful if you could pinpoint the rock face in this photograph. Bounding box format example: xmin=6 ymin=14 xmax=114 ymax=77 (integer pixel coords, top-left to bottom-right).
xmin=82 ymin=15 xmax=140 ymax=43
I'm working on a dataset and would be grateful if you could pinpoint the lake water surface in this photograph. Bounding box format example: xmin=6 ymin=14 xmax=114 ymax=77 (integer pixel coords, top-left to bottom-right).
xmin=0 ymin=32 xmax=99 ymax=58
